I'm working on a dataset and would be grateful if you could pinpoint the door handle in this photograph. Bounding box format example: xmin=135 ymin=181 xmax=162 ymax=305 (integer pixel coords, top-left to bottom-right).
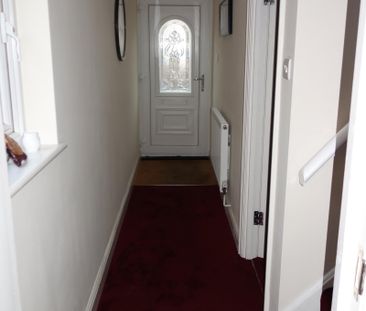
xmin=194 ymin=74 xmax=205 ymax=92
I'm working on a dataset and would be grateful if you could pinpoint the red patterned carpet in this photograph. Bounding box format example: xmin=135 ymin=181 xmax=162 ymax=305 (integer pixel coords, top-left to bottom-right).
xmin=96 ymin=186 xmax=264 ymax=311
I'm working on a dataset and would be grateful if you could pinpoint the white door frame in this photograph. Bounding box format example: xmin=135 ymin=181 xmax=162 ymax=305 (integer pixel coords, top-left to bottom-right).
xmin=332 ymin=0 xmax=366 ymax=309
xmin=0 ymin=123 xmax=22 ymax=310
xmin=239 ymin=0 xmax=277 ymax=259
xmin=137 ymin=0 xmax=212 ymax=156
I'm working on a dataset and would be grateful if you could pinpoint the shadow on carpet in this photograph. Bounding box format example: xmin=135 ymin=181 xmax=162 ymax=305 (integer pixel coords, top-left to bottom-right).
xmin=96 ymin=186 xmax=263 ymax=311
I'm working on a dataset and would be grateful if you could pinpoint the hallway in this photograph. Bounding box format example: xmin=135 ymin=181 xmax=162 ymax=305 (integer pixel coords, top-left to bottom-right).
xmin=96 ymin=159 xmax=264 ymax=310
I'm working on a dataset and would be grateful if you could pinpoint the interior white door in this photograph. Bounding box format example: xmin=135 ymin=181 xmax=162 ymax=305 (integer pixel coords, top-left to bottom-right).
xmin=333 ymin=0 xmax=366 ymax=309
xmin=138 ymin=0 xmax=212 ymax=156
xmin=239 ymin=0 xmax=277 ymax=260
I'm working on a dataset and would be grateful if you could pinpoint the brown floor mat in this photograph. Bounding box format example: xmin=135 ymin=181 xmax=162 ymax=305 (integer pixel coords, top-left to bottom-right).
xmin=133 ymin=158 xmax=218 ymax=186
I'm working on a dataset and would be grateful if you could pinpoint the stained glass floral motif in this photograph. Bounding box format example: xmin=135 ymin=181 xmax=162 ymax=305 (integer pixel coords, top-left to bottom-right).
xmin=158 ymin=19 xmax=192 ymax=93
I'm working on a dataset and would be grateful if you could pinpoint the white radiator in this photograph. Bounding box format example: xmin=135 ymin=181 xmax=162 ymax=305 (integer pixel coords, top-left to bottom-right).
xmin=211 ymin=108 xmax=230 ymax=193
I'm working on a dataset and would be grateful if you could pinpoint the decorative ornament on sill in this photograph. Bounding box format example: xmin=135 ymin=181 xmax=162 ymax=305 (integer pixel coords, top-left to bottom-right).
xmin=4 ymin=134 xmax=27 ymax=167
xmin=22 ymin=132 xmax=41 ymax=154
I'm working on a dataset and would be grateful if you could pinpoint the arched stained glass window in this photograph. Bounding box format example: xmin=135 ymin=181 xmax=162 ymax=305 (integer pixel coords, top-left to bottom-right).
xmin=158 ymin=19 xmax=192 ymax=93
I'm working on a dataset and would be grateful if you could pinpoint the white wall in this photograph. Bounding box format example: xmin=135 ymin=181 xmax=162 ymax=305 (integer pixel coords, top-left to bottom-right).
xmin=11 ymin=0 xmax=139 ymax=310
xmin=0 ymin=124 xmax=21 ymax=311
xmin=212 ymin=0 xmax=247 ymax=238
xmin=265 ymin=0 xmax=348 ymax=310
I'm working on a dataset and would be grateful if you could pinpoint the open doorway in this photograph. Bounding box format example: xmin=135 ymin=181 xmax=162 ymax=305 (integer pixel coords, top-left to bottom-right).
xmin=137 ymin=0 xmax=280 ymax=260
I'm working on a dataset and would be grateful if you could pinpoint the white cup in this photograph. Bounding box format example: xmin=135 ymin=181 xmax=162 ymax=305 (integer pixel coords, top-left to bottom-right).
xmin=22 ymin=132 xmax=41 ymax=154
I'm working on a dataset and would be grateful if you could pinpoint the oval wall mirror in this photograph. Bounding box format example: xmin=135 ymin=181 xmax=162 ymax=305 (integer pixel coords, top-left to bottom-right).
xmin=114 ymin=0 xmax=126 ymax=61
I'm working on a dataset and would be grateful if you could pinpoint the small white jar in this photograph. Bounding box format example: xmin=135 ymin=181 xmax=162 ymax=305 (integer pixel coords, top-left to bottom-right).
xmin=22 ymin=132 xmax=41 ymax=154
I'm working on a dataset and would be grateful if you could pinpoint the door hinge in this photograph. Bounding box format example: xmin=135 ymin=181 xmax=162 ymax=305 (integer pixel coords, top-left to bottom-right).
xmin=355 ymin=250 xmax=366 ymax=299
xmin=254 ymin=211 xmax=264 ymax=226
xmin=264 ymin=0 xmax=275 ymax=5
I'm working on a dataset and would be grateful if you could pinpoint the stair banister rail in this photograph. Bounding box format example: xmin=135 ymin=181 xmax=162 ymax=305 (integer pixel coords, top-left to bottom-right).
xmin=299 ymin=124 xmax=349 ymax=186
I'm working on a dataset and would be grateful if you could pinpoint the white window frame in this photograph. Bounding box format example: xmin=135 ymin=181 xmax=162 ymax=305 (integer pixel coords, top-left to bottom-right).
xmin=0 ymin=0 xmax=24 ymax=135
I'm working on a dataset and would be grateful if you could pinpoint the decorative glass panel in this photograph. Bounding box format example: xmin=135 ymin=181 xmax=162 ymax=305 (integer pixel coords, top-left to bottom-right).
xmin=158 ymin=19 xmax=192 ymax=93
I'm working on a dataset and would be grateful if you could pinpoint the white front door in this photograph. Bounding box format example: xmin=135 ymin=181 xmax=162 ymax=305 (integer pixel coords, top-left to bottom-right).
xmin=138 ymin=0 xmax=212 ymax=156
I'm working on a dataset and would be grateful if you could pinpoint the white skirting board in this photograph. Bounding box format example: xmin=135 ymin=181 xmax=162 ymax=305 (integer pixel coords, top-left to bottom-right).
xmin=85 ymin=158 xmax=139 ymax=311
xmin=224 ymin=204 xmax=239 ymax=247
xmin=284 ymin=268 xmax=335 ymax=311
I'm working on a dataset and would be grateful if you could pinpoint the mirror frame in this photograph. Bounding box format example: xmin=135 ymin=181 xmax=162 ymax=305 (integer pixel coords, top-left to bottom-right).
xmin=114 ymin=0 xmax=126 ymax=61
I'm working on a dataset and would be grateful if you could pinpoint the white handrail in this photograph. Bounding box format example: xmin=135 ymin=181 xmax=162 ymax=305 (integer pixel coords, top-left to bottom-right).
xmin=299 ymin=124 xmax=349 ymax=186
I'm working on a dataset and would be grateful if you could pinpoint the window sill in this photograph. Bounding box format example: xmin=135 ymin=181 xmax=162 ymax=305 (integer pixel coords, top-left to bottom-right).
xmin=8 ymin=144 xmax=67 ymax=197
